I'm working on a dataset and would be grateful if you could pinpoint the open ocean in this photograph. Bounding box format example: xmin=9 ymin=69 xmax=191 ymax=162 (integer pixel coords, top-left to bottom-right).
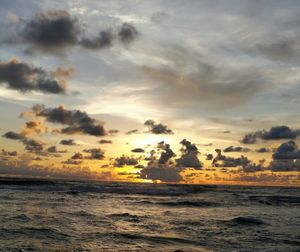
xmin=0 ymin=178 xmax=299 ymax=252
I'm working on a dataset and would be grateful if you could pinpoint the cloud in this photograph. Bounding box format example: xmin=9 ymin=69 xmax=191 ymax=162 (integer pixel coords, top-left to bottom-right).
xmin=0 ymin=58 xmax=67 ymax=94
xmin=242 ymin=163 xmax=264 ymax=173
xmin=223 ymin=146 xmax=251 ymax=153
xmin=21 ymin=10 xmax=80 ymax=51
xmin=212 ymin=149 xmax=250 ymax=167
xmin=272 ymin=140 xmax=300 ymax=160
xmin=47 ymin=145 xmax=66 ymax=154
xmin=7 ymin=10 xmax=139 ymax=53
xmin=206 ymin=154 xmax=213 ymax=160
xmin=256 ymin=147 xmax=270 ymax=153
xmin=114 ymin=155 xmax=139 ymax=167
xmin=83 ymin=148 xmax=105 ymax=160
xmin=80 ymin=30 xmax=113 ymax=49
xmin=138 ymin=139 xmax=201 ymax=182
xmin=256 ymin=39 xmax=300 ymax=61
xmin=6 ymin=12 xmax=19 ymax=23
xmin=71 ymin=152 xmax=84 ymax=159
xmin=241 ymin=133 xmax=258 ymax=144
xmin=30 ymin=104 xmax=106 ymax=137
xmin=0 ymin=159 xmax=101 ymax=180
xmin=98 ymin=139 xmax=112 ymax=144
xmin=144 ymin=119 xmax=173 ymax=134
xmin=269 ymin=159 xmax=300 ymax=172
xmin=118 ymin=23 xmax=138 ymax=44
xmin=176 ymin=139 xmax=202 ymax=169
xmin=1 ymin=149 xmax=17 ymax=156
xmin=131 ymin=148 xmax=145 ymax=153
xmin=60 ymin=139 xmax=77 ymax=145
xmin=241 ymin=126 xmax=300 ymax=144
xmin=139 ymin=166 xmax=183 ymax=183
xmin=260 ymin=126 xmax=300 ymax=140
xmin=126 ymin=129 xmax=139 ymax=135
xmin=142 ymin=53 xmax=269 ymax=109
xmin=2 ymin=131 xmax=44 ymax=152
xmin=47 ymin=146 xmax=57 ymax=153
xmin=21 ymin=120 xmax=48 ymax=136
xmin=2 ymin=131 xmax=24 ymax=140
xmin=21 ymin=138 xmax=44 ymax=152
xmin=62 ymin=159 xmax=83 ymax=165
xmin=151 ymin=11 xmax=169 ymax=23
xmin=156 ymin=141 xmax=176 ymax=164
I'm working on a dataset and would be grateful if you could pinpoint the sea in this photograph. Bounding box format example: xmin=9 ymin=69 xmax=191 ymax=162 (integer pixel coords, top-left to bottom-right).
xmin=0 ymin=178 xmax=299 ymax=252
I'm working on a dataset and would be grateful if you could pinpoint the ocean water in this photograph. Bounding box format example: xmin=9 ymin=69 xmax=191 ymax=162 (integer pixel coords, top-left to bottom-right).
xmin=0 ymin=179 xmax=299 ymax=252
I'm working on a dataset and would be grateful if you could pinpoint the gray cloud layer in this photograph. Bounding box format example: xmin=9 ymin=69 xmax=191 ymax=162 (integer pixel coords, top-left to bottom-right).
xmin=0 ymin=59 xmax=67 ymax=94
xmin=30 ymin=104 xmax=106 ymax=137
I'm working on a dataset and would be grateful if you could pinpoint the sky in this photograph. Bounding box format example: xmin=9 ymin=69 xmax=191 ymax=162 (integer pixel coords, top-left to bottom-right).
xmin=0 ymin=0 xmax=300 ymax=186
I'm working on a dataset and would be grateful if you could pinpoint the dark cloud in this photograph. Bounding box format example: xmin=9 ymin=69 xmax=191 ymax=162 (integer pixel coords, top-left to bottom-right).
xmin=223 ymin=146 xmax=251 ymax=153
xmin=47 ymin=145 xmax=66 ymax=154
xmin=139 ymin=166 xmax=182 ymax=182
xmin=80 ymin=30 xmax=113 ymax=49
xmin=241 ymin=133 xmax=259 ymax=144
xmin=118 ymin=23 xmax=138 ymax=44
xmin=242 ymin=163 xmax=264 ymax=173
xmin=98 ymin=139 xmax=112 ymax=144
xmin=261 ymin=126 xmax=300 ymax=140
xmin=144 ymin=120 xmax=173 ymax=134
xmin=3 ymin=131 xmax=44 ymax=152
xmin=176 ymin=139 xmax=202 ymax=169
xmin=9 ymin=10 xmax=139 ymax=52
xmin=3 ymin=131 xmax=24 ymax=140
xmin=71 ymin=152 xmax=84 ymax=160
xmin=156 ymin=141 xmax=176 ymax=164
xmin=47 ymin=146 xmax=57 ymax=153
xmin=272 ymin=140 xmax=300 ymax=160
xmin=22 ymin=138 xmax=44 ymax=152
xmin=131 ymin=148 xmax=145 ymax=153
xmin=1 ymin=149 xmax=17 ymax=156
xmin=22 ymin=10 xmax=80 ymax=51
xmin=0 ymin=59 xmax=67 ymax=94
xmin=214 ymin=140 xmax=300 ymax=173
xmin=114 ymin=155 xmax=139 ymax=167
xmin=269 ymin=159 xmax=300 ymax=172
xmin=241 ymin=126 xmax=300 ymax=144
xmin=62 ymin=159 xmax=83 ymax=165
xmin=83 ymin=148 xmax=105 ymax=160
xmin=212 ymin=149 xmax=250 ymax=167
xmin=256 ymin=147 xmax=270 ymax=153
xmin=126 ymin=129 xmax=139 ymax=135
xmin=60 ymin=139 xmax=77 ymax=145
xmin=138 ymin=139 xmax=201 ymax=182
xmin=30 ymin=104 xmax=106 ymax=137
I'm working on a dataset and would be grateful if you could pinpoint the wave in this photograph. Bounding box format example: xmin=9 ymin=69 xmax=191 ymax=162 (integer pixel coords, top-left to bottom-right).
xmin=229 ymin=216 xmax=266 ymax=225
xmin=0 ymin=227 xmax=69 ymax=240
xmin=136 ymin=200 xmax=220 ymax=207
xmin=248 ymin=195 xmax=300 ymax=206
xmin=114 ymin=232 xmax=203 ymax=247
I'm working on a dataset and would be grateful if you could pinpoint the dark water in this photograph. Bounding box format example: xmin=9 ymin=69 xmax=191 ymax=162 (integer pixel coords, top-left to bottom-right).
xmin=0 ymin=178 xmax=299 ymax=252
